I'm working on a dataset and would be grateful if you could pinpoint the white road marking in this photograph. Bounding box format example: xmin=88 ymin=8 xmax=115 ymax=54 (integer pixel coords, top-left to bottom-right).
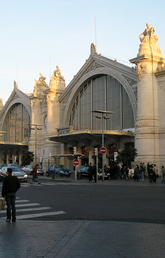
xmin=0 ymin=211 xmax=66 ymax=220
xmin=16 ymin=203 xmax=40 ymax=207
xmin=0 ymin=206 xmax=51 ymax=214
xmin=0 ymin=196 xmax=66 ymax=220
xmin=15 ymin=210 xmax=66 ymax=219
xmin=16 ymin=200 xmax=29 ymax=203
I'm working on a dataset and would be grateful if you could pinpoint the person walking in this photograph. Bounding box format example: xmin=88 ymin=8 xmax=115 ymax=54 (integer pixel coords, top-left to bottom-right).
xmin=161 ymin=165 xmax=165 ymax=184
xmin=31 ymin=164 xmax=40 ymax=183
xmin=2 ymin=167 xmax=20 ymax=223
xmin=134 ymin=165 xmax=140 ymax=181
xmin=92 ymin=165 xmax=97 ymax=183
xmin=88 ymin=163 xmax=93 ymax=182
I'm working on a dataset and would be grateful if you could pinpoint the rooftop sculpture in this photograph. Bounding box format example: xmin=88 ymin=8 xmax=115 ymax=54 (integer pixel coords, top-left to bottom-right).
xmin=138 ymin=23 xmax=163 ymax=58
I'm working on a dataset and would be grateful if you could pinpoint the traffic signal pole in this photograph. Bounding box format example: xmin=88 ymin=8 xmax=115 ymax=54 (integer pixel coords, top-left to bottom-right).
xmin=73 ymin=147 xmax=79 ymax=181
xmin=95 ymin=147 xmax=98 ymax=182
xmin=101 ymin=112 xmax=105 ymax=181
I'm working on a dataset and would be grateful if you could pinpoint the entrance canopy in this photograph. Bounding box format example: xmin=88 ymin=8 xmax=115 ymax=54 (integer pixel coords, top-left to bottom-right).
xmin=0 ymin=141 xmax=28 ymax=151
xmin=49 ymin=129 xmax=134 ymax=145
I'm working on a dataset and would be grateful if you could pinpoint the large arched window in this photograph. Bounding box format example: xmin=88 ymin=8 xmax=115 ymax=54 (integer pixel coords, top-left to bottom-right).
xmin=69 ymin=74 xmax=134 ymax=130
xmin=2 ymin=103 xmax=30 ymax=144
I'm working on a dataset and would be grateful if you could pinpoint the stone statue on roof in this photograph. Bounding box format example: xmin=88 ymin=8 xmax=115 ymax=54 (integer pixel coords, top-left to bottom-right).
xmin=33 ymin=73 xmax=48 ymax=97
xmin=138 ymin=23 xmax=163 ymax=58
xmin=49 ymin=66 xmax=65 ymax=91
xmin=90 ymin=43 xmax=97 ymax=55
xmin=53 ymin=66 xmax=61 ymax=77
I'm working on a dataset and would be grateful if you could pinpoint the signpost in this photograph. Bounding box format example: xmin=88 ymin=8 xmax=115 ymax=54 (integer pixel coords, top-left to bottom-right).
xmin=73 ymin=159 xmax=79 ymax=181
xmin=92 ymin=110 xmax=113 ymax=181
xmin=99 ymin=147 xmax=107 ymax=154
xmin=95 ymin=147 xmax=98 ymax=182
xmin=73 ymin=159 xmax=79 ymax=166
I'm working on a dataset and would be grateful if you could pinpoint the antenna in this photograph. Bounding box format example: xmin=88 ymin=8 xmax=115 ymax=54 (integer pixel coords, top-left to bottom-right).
xmin=94 ymin=16 xmax=97 ymax=46
xmin=49 ymin=56 xmax=52 ymax=77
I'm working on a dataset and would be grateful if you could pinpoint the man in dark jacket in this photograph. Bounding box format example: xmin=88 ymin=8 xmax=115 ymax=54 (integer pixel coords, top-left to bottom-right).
xmin=2 ymin=167 xmax=20 ymax=223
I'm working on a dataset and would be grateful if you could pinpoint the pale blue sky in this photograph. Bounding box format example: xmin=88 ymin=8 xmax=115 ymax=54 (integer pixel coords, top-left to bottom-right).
xmin=0 ymin=0 xmax=165 ymax=103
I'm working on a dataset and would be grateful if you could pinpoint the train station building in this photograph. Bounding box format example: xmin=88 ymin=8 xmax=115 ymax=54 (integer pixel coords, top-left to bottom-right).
xmin=0 ymin=24 xmax=165 ymax=172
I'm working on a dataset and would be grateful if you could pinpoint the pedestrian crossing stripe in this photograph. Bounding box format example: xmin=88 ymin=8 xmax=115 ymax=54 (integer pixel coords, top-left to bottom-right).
xmin=0 ymin=211 xmax=66 ymax=220
xmin=16 ymin=203 xmax=40 ymax=207
xmin=16 ymin=200 xmax=29 ymax=203
xmin=0 ymin=197 xmax=66 ymax=220
xmin=0 ymin=206 xmax=51 ymax=214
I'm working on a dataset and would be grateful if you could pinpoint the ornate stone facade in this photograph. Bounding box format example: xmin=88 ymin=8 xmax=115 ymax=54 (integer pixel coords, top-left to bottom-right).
xmin=0 ymin=41 xmax=146 ymax=170
xmin=130 ymin=24 xmax=165 ymax=171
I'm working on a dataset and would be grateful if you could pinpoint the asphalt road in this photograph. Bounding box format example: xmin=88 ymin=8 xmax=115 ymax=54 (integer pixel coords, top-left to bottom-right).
xmin=12 ymin=180 xmax=165 ymax=224
xmin=1 ymin=180 xmax=165 ymax=258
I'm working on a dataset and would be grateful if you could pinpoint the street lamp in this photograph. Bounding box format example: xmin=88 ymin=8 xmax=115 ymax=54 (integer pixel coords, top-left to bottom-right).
xmin=92 ymin=110 xmax=113 ymax=181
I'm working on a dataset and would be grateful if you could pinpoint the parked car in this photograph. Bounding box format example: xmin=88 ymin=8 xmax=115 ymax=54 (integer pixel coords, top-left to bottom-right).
xmin=78 ymin=166 xmax=89 ymax=178
xmin=0 ymin=164 xmax=7 ymax=169
xmin=46 ymin=164 xmax=71 ymax=177
xmin=22 ymin=165 xmax=33 ymax=175
xmin=37 ymin=167 xmax=44 ymax=176
xmin=22 ymin=165 xmax=44 ymax=176
xmin=0 ymin=166 xmax=28 ymax=182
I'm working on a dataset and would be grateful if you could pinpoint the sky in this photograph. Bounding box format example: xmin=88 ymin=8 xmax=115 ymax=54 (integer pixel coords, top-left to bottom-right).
xmin=0 ymin=0 xmax=165 ymax=103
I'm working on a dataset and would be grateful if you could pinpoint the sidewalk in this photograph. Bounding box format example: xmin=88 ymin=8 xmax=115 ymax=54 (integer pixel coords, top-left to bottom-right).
xmin=0 ymin=219 xmax=164 ymax=258
xmin=39 ymin=175 xmax=164 ymax=186
xmin=0 ymin=177 xmax=164 ymax=257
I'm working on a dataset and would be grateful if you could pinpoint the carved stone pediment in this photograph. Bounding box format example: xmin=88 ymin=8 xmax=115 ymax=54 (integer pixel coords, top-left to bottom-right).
xmin=12 ymin=92 xmax=19 ymax=100
xmin=84 ymin=60 xmax=103 ymax=74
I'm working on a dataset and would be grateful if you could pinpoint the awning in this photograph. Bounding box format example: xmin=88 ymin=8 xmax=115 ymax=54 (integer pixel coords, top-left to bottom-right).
xmin=49 ymin=129 xmax=134 ymax=144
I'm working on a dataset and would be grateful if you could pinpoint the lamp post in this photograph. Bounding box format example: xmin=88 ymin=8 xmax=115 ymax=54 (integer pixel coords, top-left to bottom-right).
xmin=92 ymin=110 xmax=113 ymax=181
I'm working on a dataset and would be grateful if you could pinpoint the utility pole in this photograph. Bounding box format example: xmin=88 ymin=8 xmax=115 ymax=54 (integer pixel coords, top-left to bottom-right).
xmin=92 ymin=110 xmax=113 ymax=181
xmin=94 ymin=147 xmax=98 ymax=182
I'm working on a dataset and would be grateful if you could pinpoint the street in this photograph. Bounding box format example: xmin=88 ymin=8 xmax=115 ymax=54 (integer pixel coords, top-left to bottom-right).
xmin=0 ymin=178 xmax=165 ymax=257
xmin=1 ymin=177 xmax=165 ymax=222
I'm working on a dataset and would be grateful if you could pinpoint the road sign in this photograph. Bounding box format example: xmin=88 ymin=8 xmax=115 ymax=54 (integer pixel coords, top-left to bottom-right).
xmin=73 ymin=159 xmax=79 ymax=166
xmin=99 ymin=147 xmax=107 ymax=154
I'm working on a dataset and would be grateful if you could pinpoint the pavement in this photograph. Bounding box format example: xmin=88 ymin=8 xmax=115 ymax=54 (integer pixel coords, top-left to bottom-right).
xmin=0 ymin=177 xmax=165 ymax=258
xmin=0 ymin=220 xmax=164 ymax=258
xmin=39 ymin=174 xmax=164 ymax=186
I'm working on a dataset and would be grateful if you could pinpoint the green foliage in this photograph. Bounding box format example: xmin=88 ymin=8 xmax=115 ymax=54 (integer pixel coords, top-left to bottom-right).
xmin=117 ymin=142 xmax=137 ymax=166
xmin=21 ymin=150 xmax=34 ymax=166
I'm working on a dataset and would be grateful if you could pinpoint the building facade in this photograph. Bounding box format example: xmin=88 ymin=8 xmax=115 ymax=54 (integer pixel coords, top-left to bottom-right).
xmin=0 ymin=25 xmax=164 ymax=172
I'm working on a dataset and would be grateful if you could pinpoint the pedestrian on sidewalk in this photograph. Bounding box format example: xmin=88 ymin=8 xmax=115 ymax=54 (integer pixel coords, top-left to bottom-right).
xmin=92 ymin=165 xmax=97 ymax=183
xmin=161 ymin=165 xmax=165 ymax=184
xmin=88 ymin=163 xmax=93 ymax=182
xmin=2 ymin=167 xmax=20 ymax=223
xmin=134 ymin=165 xmax=140 ymax=181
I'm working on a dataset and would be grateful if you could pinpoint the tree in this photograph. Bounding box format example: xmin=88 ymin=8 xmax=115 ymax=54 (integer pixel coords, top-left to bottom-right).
xmin=117 ymin=142 xmax=137 ymax=166
xmin=21 ymin=150 xmax=34 ymax=166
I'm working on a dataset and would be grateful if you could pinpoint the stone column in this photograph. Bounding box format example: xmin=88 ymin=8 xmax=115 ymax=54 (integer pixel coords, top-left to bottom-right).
xmin=6 ymin=154 xmax=9 ymax=165
xmin=130 ymin=24 xmax=165 ymax=173
xmin=135 ymin=74 xmax=160 ymax=164
xmin=88 ymin=149 xmax=94 ymax=165
xmin=19 ymin=152 xmax=22 ymax=166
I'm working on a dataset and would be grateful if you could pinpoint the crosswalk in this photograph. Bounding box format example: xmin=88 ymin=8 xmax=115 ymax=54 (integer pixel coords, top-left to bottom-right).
xmin=0 ymin=197 xmax=66 ymax=221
